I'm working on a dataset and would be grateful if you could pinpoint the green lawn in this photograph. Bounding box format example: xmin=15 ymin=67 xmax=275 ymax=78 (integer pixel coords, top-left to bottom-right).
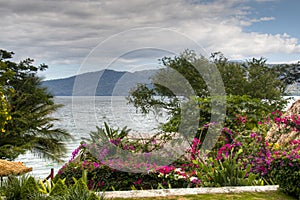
xmin=112 ymin=191 xmax=297 ymax=200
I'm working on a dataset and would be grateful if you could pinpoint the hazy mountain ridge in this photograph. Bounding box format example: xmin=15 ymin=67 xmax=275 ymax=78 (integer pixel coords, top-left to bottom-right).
xmin=42 ymin=69 xmax=157 ymax=96
xmin=42 ymin=66 xmax=299 ymax=96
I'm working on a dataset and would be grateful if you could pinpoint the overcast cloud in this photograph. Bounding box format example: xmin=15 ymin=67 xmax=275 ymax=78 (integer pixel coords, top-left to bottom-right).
xmin=1 ymin=0 xmax=299 ymax=79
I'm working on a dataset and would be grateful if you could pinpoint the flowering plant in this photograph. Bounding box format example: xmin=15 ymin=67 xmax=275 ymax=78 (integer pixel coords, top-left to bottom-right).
xmin=270 ymin=139 xmax=300 ymax=199
xmin=55 ymin=108 xmax=300 ymax=196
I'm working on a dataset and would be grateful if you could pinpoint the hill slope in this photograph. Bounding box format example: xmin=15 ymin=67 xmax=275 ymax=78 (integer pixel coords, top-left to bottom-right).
xmin=42 ymin=69 xmax=157 ymax=96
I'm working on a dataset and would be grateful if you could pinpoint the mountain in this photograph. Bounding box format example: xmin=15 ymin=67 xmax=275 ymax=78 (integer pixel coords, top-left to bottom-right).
xmin=42 ymin=69 xmax=157 ymax=96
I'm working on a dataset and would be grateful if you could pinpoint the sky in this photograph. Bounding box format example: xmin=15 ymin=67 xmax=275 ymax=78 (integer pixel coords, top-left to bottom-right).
xmin=1 ymin=0 xmax=300 ymax=80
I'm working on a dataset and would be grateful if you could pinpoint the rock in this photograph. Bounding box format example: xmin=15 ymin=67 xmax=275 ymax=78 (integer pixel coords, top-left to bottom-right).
xmin=266 ymin=99 xmax=300 ymax=146
xmin=285 ymin=99 xmax=300 ymax=116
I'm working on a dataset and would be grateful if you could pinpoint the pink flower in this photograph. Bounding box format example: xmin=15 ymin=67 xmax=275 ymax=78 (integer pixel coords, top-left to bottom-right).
xmin=133 ymin=179 xmax=142 ymax=185
xmin=216 ymin=143 xmax=234 ymax=160
xmin=235 ymin=115 xmax=247 ymax=124
xmin=250 ymin=132 xmax=257 ymax=138
xmin=110 ymin=138 xmax=121 ymax=146
xmin=93 ymin=162 xmax=101 ymax=169
xmin=156 ymin=165 xmax=175 ymax=174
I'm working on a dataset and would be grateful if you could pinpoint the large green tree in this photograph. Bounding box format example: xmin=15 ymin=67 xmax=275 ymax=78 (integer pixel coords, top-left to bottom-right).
xmin=128 ymin=50 xmax=296 ymax=135
xmin=0 ymin=49 xmax=72 ymax=162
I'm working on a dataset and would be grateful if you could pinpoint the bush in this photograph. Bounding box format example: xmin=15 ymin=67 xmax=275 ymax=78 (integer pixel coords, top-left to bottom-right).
xmin=1 ymin=175 xmax=28 ymax=200
xmin=55 ymin=110 xmax=300 ymax=192
xmin=0 ymin=174 xmax=102 ymax=200
xmin=0 ymin=175 xmax=49 ymax=200
xmin=270 ymin=140 xmax=300 ymax=199
xmin=87 ymin=192 xmax=101 ymax=200
xmin=49 ymin=178 xmax=68 ymax=197
xmin=20 ymin=176 xmax=39 ymax=200
xmin=194 ymin=148 xmax=262 ymax=187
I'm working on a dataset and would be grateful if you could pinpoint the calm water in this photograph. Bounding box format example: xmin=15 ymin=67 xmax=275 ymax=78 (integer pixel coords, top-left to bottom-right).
xmin=17 ymin=96 xmax=166 ymax=178
xmin=17 ymin=96 xmax=300 ymax=178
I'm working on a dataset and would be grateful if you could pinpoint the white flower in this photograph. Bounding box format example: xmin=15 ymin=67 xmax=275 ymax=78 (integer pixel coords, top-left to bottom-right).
xmin=190 ymin=176 xmax=198 ymax=182
xmin=174 ymin=168 xmax=183 ymax=173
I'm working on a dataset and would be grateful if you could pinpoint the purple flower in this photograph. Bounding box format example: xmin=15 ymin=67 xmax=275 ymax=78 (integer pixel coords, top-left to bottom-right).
xmin=110 ymin=138 xmax=121 ymax=146
xmin=93 ymin=162 xmax=101 ymax=169
xmin=70 ymin=147 xmax=80 ymax=161
xmin=133 ymin=179 xmax=142 ymax=185
xmin=98 ymin=148 xmax=109 ymax=160
xmin=250 ymin=132 xmax=257 ymax=138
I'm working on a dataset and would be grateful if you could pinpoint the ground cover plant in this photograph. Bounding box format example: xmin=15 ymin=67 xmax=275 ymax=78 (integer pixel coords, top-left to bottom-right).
xmin=0 ymin=173 xmax=103 ymax=200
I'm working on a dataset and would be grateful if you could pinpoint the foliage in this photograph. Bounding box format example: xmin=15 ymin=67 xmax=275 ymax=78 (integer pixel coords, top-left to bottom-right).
xmin=0 ymin=87 xmax=12 ymax=134
xmin=0 ymin=175 xmax=29 ymax=200
xmin=194 ymin=148 xmax=262 ymax=187
xmin=274 ymin=61 xmax=300 ymax=88
xmin=49 ymin=178 xmax=68 ymax=197
xmin=0 ymin=174 xmax=101 ymax=200
xmin=56 ymin=135 xmax=196 ymax=191
xmin=162 ymin=94 xmax=284 ymax=145
xmin=0 ymin=175 xmax=49 ymax=200
xmin=87 ymin=192 xmax=101 ymax=200
xmin=50 ymin=174 xmax=102 ymax=200
xmin=56 ymin=118 xmax=270 ymax=191
xmin=65 ymin=178 xmax=91 ymax=200
xmin=37 ymin=179 xmax=52 ymax=194
xmin=240 ymin=57 xmax=285 ymax=100
xmin=86 ymin=122 xmax=177 ymax=156
xmin=0 ymin=49 xmax=72 ymax=162
xmin=54 ymin=108 xmax=300 ymax=199
xmin=97 ymin=122 xmax=130 ymax=141
xmin=270 ymin=140 xmax=300 ymax=199
xmin=20 ymin=176 xmax=40 ymax=200
xmin=128 ymin=50 xmax=291 ymax=134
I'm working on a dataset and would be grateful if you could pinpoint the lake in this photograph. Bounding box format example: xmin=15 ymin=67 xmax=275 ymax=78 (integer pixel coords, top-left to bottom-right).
xmin=17 ymin=96 xmax=167 ymax=178
xmin=17 ymin=95 xmax=300 ymax=179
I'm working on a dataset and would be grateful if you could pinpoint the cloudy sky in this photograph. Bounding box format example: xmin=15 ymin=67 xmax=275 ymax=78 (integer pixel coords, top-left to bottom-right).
xmin=1 ymin=0 xmax=300 ymax=80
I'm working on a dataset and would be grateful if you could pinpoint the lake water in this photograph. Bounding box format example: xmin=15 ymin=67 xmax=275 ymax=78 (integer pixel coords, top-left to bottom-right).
xmin=17 ymin=95 xmax=300 ymax=179
xmin=17 ymin=96 xmax=167 ymax=179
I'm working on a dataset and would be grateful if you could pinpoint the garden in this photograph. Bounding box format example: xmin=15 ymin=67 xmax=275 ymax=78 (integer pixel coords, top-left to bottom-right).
xmin=0 ymin=50 xmax=300 ymax=199
xmin=53 ymin=96 xmax=300 ymax=199
xmin=1 ymin=97 xmax=300 ymax=199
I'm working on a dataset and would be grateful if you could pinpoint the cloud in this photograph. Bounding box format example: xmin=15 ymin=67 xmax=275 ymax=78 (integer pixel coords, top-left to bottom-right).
xmin=259 ymin=16 xmax=275 ymax=21
xmin=0 ymin=0 xmax=299 ymax=79
xmin=254 ymin=0 xmax=279 ymax=2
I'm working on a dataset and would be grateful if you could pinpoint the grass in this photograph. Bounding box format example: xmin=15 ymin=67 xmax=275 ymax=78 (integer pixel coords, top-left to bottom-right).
xmin=112 ymin=191 xmax=297 ymax=200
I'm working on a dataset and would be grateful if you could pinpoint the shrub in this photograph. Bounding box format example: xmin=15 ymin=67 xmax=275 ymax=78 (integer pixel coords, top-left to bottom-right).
xmin=67 ymin=178 xmax=90 ymax=200
xmin=87 ymin=192 xmax=101 ymax=200
xmin=49 ymin=178 xmax=68 ymax=197
xmin=194 ymin=148 xmax=262 ymax=187
xmin=56 ymin=111 xmax=300 ymax=192
xmin=270 ymin=140 xmax=300 ymax=199
xmin=20 ymin=176 xmax=40 ymax=200
xmin=1 ymin=175 xmax=28 ymax=200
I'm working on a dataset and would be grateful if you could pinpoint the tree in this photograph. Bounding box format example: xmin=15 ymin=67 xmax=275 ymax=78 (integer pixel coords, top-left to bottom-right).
xmin=0 ymin=86 xmax=11 ymax=134
xmin=128 ymin=50 xmax=293 ymax=136
xmin=242 ymin=57 xmax=284 ymax=101
xmin=274 ymin=62 xmax=300 ymax=93
xmin=0 ymin=49 xmax=72 ymax=162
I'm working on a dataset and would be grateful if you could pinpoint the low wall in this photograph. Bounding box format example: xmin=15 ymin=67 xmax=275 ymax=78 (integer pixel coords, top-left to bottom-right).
xmin=97 ymin=185 xmax=279 ymax=199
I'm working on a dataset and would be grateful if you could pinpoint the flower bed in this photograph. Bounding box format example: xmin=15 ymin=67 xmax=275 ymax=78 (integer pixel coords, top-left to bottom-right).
xmin=53 ymin=110 xmax=300 ymax=199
